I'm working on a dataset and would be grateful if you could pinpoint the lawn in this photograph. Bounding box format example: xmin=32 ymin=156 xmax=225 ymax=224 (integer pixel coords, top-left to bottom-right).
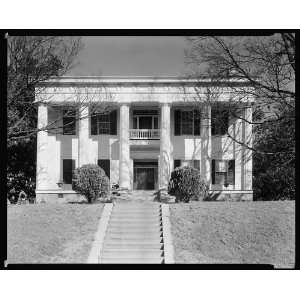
xmin=7 ymin=203 xmax=104 ymax=264
xmin=170 ymin=201 xmax=295 ymax=268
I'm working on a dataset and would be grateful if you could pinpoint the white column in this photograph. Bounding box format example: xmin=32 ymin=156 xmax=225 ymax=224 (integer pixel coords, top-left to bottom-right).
xmin=243 ymin=106 xmax=253 ymax=190
xmin=119 ymin=104 xmax=130 ymax=189
xmin=78 ymin=105 xmax=90 ymax=167
xmin=36 ymin=103 xmax=48 ymax=190
xmin=159 ymin=103 xmax=173 ymax=190
xmin=200 ymin=104 xmax=211 ymax=187
xmin=234 ymin=106 xmax=244 ymax=190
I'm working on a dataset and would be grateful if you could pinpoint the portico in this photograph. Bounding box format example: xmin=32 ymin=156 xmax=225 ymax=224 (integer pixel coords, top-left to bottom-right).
xmin=35 ymin=76 xmax=254 ymax=202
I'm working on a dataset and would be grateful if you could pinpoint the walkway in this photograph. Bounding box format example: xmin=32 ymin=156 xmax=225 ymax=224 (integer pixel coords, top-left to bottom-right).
xmin=100 ymin=203 xmax=164 ymax=263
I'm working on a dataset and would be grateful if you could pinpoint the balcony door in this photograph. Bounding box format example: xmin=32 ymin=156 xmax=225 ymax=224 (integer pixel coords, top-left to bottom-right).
xmin=139 ymin=116 xmax=153 ymax=129
xmin=133 ymin=110 xmax=159 ymax=130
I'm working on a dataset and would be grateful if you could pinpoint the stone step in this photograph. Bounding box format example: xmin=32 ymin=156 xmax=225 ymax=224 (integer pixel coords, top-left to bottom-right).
xmin=105 ymin=237 xmax=163 ymax=244
xmin=107 ymin=228 xmax=162 ymax=234
xmin=109 ymin=217 xmax=161 ymax=223
xmin=102 ymin=250 xmax=163 ymax=257
xmin=106 ymin=232 xmax=162 ymax=239
xmin=103 ymin=241 xmax=164 ymax=249
xmin=111 ymin=211 xmax=161 ymax=215
xmin=112 ymin=210 xmax=160 ymax=215
xmin=113 ymin=206 xmax=160 ymax=209
xmin=103 ymin=244 xmax=163 ymax=250
xmin=100 ymin=257 xmax=164 ymax=264
xmin=108 ymin=223 xmax=162 ymax=229
xmin=108 ymin=221 xmax=162 ymax=227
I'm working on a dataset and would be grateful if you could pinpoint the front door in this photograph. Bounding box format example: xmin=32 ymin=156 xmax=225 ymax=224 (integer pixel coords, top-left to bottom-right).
xmin=135 ymin=167 xmax=155 ymax=190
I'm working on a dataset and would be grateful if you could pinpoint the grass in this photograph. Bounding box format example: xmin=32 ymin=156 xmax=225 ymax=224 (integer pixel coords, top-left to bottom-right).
xmin=7 ymin=203 xmax=104 ymax=264
xmin=170 ymin=201 xmax=295 ymax=268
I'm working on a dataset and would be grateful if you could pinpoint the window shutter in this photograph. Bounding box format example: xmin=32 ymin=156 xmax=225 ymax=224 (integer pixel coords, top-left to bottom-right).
xmin=228 ymin=160 xmax=235 ymax=185
xmin=221 ymin=110 xmax=229 ymax=135
xmin=71 ymin=160 xmax=76 ymax=189
xmin=211 ymin=108 xmax=216 ymax=135
xmin=110 ymin=110 xmax=117 ymax=135
xmin=91 ymin=114 xmax=97 ymax=135
xmin=98 ymin=159 xmax=110 ymax=179
xmin=193 ymin=109 xmax=201 ymax=136
xmin=174 ymin=110 xmax=181 ymax=136
xmin=211 ymin=159 xmax=215 ymax=184
xmin=174 ymin=159 xmax=181 ymax=169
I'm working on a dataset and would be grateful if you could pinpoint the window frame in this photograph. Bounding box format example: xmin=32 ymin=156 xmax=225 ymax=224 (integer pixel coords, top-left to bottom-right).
xmin=91 ymin=112 xmax=111 ymax=135
xmin=180 ymin=109 xmax=194 ymax=136
xmin=212 ymin=159 xmax=235 ymax=187
xmin=211 ymin=107 xmax=229 ymax=136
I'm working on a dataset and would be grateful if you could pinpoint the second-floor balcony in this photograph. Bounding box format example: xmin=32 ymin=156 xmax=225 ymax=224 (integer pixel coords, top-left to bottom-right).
xmin=129 ymin=129 xmax=160 ymax=140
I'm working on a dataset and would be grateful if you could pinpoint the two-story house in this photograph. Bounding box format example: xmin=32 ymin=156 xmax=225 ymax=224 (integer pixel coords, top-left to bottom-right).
xmin=35 ymin=76 xmax=253 ymax=202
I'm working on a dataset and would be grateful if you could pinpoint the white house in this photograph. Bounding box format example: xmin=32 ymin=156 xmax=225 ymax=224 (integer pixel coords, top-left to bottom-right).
xmin=35 ymin=76 xmax=253 ymax=202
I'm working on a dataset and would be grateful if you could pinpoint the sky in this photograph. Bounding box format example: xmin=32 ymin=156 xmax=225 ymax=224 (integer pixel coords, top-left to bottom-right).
xmin=68 ymin=36 xmax=190 ymax=76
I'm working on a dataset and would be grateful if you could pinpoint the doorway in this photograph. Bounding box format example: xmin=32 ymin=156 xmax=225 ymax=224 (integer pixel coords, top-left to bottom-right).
xmin=133 ymin=160 xmax=158 ymax=190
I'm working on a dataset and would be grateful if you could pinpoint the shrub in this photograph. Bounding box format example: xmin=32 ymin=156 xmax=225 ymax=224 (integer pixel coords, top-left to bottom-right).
xmin=168 ymin=166 xmax=209 ymax=202
xmin=72 ymin=164 xmax=110 ymax=203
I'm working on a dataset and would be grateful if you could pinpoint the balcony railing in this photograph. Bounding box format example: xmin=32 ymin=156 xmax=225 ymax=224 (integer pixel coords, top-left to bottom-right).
xmin=129 ymin=129 xmax=160 ymax=140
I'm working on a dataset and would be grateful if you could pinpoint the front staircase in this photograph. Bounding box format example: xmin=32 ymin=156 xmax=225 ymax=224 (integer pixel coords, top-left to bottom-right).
xmin=100 ymin=203 xmax=164 ymax=264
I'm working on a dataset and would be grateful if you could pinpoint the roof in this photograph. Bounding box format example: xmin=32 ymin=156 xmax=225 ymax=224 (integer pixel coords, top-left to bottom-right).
xmin=38 ymin=75 xmax=252 ymax=86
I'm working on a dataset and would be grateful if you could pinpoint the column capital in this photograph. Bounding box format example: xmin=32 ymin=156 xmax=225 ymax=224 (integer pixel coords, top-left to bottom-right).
xmin=159 ymin=102 xmax=171 ymax=108
xmin=118 ymin=102 xmax=131 ymax=107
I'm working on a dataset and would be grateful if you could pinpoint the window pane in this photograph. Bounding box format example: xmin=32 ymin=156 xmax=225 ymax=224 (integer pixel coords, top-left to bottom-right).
xmin=182 ymin=122 xmax=193 ymax=135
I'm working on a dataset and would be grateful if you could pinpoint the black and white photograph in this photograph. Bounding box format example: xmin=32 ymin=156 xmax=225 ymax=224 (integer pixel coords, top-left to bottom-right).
xmin=3 ymin=33 xmax=295 ymax=268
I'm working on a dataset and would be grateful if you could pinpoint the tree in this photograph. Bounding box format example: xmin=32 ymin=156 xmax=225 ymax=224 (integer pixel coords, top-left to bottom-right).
xmin=184 ymin=34 xmax=295 ymax=200
xmin=7 ymin=36 xmax=83 ymax=199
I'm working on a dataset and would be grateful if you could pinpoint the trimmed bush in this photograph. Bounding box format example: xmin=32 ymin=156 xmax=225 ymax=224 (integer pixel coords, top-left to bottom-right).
xmin=72 ymin=164 xmax=110 ymax=203
xmin=168 ymin=166 xmax=209 ymax=202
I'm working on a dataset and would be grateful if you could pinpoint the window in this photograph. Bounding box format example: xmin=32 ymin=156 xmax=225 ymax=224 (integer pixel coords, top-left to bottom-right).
xmin=211 ymin=108 xmax=229 ymax=136
xmin=63 ymin=159 xmax=75 ymax=184
xmin=98 ymin=159 xmax=110 ymax=179
xmin=212 ymin=159 xmax=235 ymax=186
xmin=63 ymin=110 xmax=76 ymax=135
xmin=174 ymin=109 xmax=201 ymax=136
xmin=91 ymin=110 xmax=117 ymax=135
